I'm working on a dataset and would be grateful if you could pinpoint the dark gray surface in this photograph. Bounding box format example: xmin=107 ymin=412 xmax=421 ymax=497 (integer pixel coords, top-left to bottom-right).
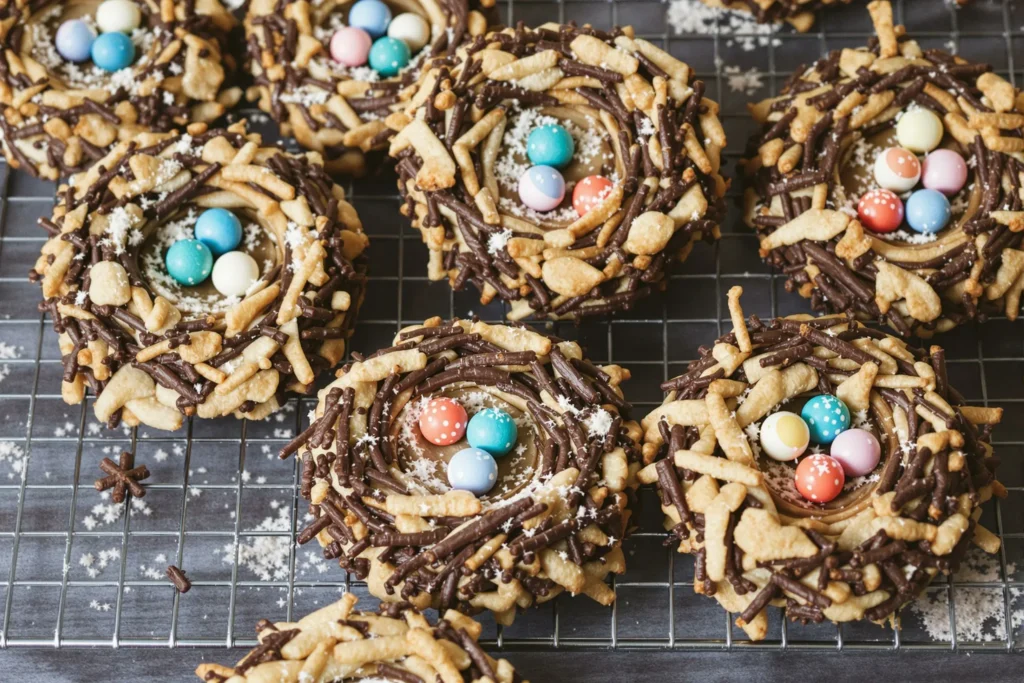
xmin=1 ymin=0 xmax=1023 ymax=679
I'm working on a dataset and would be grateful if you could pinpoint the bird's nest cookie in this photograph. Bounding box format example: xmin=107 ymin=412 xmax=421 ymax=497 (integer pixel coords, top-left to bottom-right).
xmin=30 ymin=120 xmax=369 ymax=432
xmin=639 ymin=286 xmax=1005 ymax=639
xmin=388 ymin=22 xmax=727 ymax=320
xmin=0 ymin=0 xmax=241 ymax=179
xmin=284 ymin=317 xmax=643 ymax=623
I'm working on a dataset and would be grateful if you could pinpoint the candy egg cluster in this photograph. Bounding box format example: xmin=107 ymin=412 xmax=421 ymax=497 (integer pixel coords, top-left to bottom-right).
xmin=327 ymin=0 xmax=428 ymax=76
xmin=417 ymin=397 xmax=520 ymax=497
xmin=164 ymin=208 xmax=260 ymax=297
xmin=756 ymin=394 xmax=882 ymax=505
xmin=857 ymin=108 xmax=969 ymax=237
xmin=55 ymin=0 xmax=139 ymax=72
xmin=516 ymin=122 xmax=615 ymax=216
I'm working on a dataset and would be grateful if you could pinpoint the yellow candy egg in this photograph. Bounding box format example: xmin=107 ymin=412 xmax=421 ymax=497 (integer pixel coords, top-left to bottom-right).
xmin=759 ymin=411 xmax=810 ymax=462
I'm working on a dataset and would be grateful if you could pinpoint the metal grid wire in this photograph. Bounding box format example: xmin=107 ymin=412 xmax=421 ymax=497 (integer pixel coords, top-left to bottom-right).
xmin=0 ymin=0 xmax=1022 ymax=663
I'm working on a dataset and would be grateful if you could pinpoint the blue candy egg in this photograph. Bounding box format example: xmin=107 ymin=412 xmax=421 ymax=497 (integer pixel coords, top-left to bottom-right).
xmin=800 ymin=394 xmax=850 ymax=445
xmin=91 ymin=31 xmax=135 ymax=72
xmin=55 ymin=20 xmax=96 ymax=63
xmin=905 ymin=189 xmax=951 ymax=235
xmin=368 ymin=37 xmax=410 ymax=77
xmin=447 ymin=447 xmax=498 ymax=496
xmin=165 ymin=239 xmax=213 ymax=286
xmin=467 ymin=408 xmax=518 ymax=457
xmin=527 ymin=124 xmax=575 ymax=169
xmin=195 ymin=208 xmax=243 ymax=256
xmin=518 ymin=165 xmax=566 ymax=212
xmin=349 ymin=0 xmax=392 ymax=38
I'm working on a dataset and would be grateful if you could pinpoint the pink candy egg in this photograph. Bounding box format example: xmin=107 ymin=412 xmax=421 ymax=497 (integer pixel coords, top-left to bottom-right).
xmin=828 ymin=428 xmax=881 ymax=477
xmin=873 ymin=146 xmax=921 ymax=193
xmin=857 ymin=188 xmax=903 ymax=233
xmin=921 ymin=149 xmax=968 ymax=196
xmin=795 ymin=454 xmax=845 ymax=504
xmin=330 ymin=27 xmax=372 ymax=66
xmin=418 ymin=397 xmax=468 ymax=446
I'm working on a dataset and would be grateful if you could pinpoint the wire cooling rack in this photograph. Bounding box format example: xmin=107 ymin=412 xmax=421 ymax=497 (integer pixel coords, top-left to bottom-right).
xmin=0 ymin=0 xmax=1022 ymax=669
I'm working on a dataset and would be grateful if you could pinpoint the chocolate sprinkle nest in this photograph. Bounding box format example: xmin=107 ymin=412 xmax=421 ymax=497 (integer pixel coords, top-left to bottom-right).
xmin=285 ymin=317 xmax=642 ymax=621
xmin=699 ymin=0 xmax=852 ymax=31
xmin=640 ymin=286 xmax=1004 ymax=638
xmin=0 ymin=0 xmax=242 ymax=179
xmin=243 ymin=0 xmax=496 ymax=176
xmin=30 ymin=120 xmax=369 ymax=432
xmin=195 ymin=593 xmax=527 ymax=682
xmin=389 ymin=22 xmax=727 ymax=321
xmin=744 ymin=0 xmax=1024 ymax=337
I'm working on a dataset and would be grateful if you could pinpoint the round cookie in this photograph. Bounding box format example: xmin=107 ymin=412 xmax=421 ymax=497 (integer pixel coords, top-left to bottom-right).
xmin=744 ymin=0 xmax=1024 ymax=336
xmin=698 ymin=0 xmax=852 ymax=32
xmin=284 ymin=318 xmax=642 ymax=621
xmin=243 ymin=0 xmax=495 ymax=176
xmin=194 ymin=592 xmax=527 ymax=682
xmin=389 ymin=23 xmax=727 ymax=321
xmin=640 ymin=286 xmax=1004 ymax=639
xmin=30 ymin=121 xmax=369 ymax=432
xmin=0 ymin=0 xmax=241 ymax=180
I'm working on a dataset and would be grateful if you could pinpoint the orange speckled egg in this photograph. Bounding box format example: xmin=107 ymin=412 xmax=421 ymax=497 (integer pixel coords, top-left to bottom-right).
xmin=418 ymin=397 xmax=468 ymax=446
xmin=794 ymin=454 xmax=845 ymax=504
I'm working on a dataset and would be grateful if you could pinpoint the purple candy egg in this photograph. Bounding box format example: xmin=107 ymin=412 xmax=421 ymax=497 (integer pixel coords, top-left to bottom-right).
xmin=828 ymin=428 xmax=881 ymax=477
xmin=921 ymin=149 xmax=968 ymax=196
xmin=518 ymin=165 xmax=565 ymax=212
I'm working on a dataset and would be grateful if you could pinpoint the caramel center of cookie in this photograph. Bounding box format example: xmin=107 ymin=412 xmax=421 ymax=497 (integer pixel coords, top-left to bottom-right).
xmin=140 ymin=207 xmax=280 ymax=315
xmin=495 ymin=106 xmax=616 ymax=229
xmin=390 ymin=386 xmax=540 ymax=501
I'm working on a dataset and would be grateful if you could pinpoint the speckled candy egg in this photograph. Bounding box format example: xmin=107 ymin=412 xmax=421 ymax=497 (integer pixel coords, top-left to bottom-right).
xmin=795 ymin=454 xmax=845 ymax=503
xmin=905 ymin=188 xmax=951 ymax=235
xmin=211 ymin=251 xmax=259 ymax=298
xmin=518 ymin=165 xmax=566 ymax=212
xmin=800 ymin=394 xmax=850 ymax=445
xmin=418 ymin=397 xmax=468 ymax=446
xmin=829 ymin=428 xmax=881 ymax=477
xmin=921 ymin=149 xmax=968 ymax=196
xmin=165 ymin=239 xmax=213 ymax=286
xmin=348 ymin=0 xmax=391 ymax=38
xmin=527 ymin=124 xmax=575 ymax=169
xmin=55 ymin=20 xmax=96 ymax=63
xmin=387 ymin=13 xmax=430 ymax=53
xmin=195 ymin=208 xmax=242 ymax=255
xmin=572 ymin=175 xmax=614 ymax=217
xmin=330 ymin=27 xmax=372 ymax=66
xmin=467 ymin=408 xmax=518 ymax=457
xmin=759 ymin=411 xmax=810 ymax=462
xmin=857 ymin=188 xmax=904 ymax=234
xmin=96 ymin=0 xmax=142 ymax=34
xmin=896 ymin=108 xmax=944 ymax=153
xmin=91 ymin=31 xmax=135 ymax=72
xmin=368 ymin=37 xmax=410 ymax=77
xmin=448 ymin=447 xmax=498 ymax=496
xmin=873 ymin=146 xmax=921 ymax=193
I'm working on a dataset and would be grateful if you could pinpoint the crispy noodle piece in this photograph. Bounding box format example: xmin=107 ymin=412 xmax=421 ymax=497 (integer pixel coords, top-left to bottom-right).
xmin=639 ymin=286 xmax=1004 ymax=640
xmin=29 ymin=120 xmax=369 ymax=431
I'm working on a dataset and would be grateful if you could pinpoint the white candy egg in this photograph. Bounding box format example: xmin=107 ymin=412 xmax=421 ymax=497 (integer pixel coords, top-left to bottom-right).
xmin=96 ymin=0 xmax=142 ymax=34
xmin=212 ymin=251 xmax=259 ymax=298
xmin=872 ymin=146 xmax=921 ymax=193
xmin=896 ymin=108 xmax=944 ymax=153
xmin=387 ymin=13 xmax=431 ymax=52
xmin=758 ymin=411 xmax=810 ymax=462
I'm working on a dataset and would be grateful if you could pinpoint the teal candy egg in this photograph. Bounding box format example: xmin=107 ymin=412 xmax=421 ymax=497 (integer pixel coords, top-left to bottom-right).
xmin=165 ymin=239 xmax=213 ymax=286
xmin=448 ymin=447 xmax=498 ymax=496
xmin=466 ymin=408 xmax=518 ymax=457
xmin=800 ymin=394 xmax=850 ymax=445
xmin=91 ymin=31 xmax=135 ymax=72
xmin=195 ymin=208 xmax=243 ymax=255
xmin=527 ymin=124 xmax=575 ymax=169
xmin=368 ymin=37 xmax=410 ymax=77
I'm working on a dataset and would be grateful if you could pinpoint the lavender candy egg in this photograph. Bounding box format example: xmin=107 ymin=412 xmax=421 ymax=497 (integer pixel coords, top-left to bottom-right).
xmin=921 ymin=149 xmax=968 ymax=196
xmin=828 ymin=428 xmax=881 ymax=477
xmin=447 ymin=447 xmax=498 ymax=496
xmin=518 ymin=165 xmax=565 ymax=212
